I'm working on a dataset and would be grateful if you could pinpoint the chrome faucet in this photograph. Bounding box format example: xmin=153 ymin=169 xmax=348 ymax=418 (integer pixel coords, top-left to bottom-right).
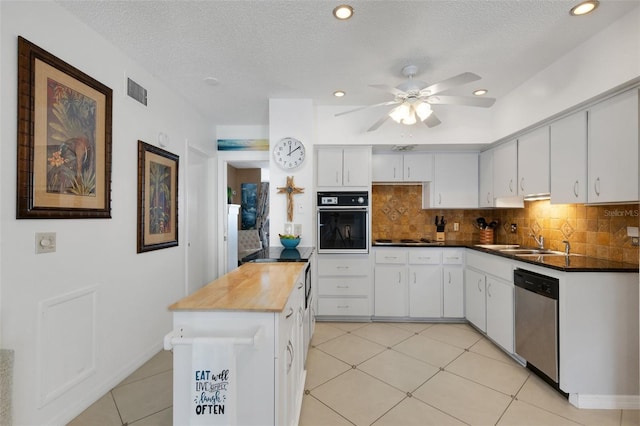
xmin=562 ymin=240 xmax=571 ymax=255
xmin=529 ymin=232 xmax=544 ymax=249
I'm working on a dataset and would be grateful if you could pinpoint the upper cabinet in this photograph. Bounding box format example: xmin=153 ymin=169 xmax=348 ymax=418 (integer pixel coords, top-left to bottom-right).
xmin=424 ymin=153 xmax=478 ymax=209
xmin=550 ymin=111 xmax=587 ymax=204
xmin=492 ymin=140 xmax=518 ymax=199
xmin=517 ymin=126 xmax=550 ymax=197
xmin=317 ymin=147 xmax=371 ymax=188
xmin=372 ymin=153 xmax=433 ymax=182
xmin=479 ymin=150 xmax=494 ymax=208
xmin=587 ymin=89 xmax=639 ymax=204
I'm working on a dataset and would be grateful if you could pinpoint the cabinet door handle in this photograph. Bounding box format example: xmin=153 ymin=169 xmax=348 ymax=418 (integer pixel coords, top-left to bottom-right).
xmin=487 ymin=282 xmax=492 ymax=298
xmin=477 ymin=278 xmax=482 ymax=292
xmin=298 ymin=283 xmax=303 ymax=289
xmin=406 ymin=167 xmax=410 ymax=178
xmin=448 ymin=271 xmax=452 ymax=284
xmin=509 ymin=178 xmax=513 ymax=193
xmin=573 ymin=180 xmax=579 ymax=198
xmin=336 ymin=266 xmax=350 ymax=270
xmin=594 ymin=177 xmax=601 ymax=196
xmin=347 ymin=170 xmax=351 ymax=183
xmin=336 ymin=284 xmax=350 ymax=289
xmin=520 ymin=177 xmax=525 ymax=192
xmin=384 ymin=256 xmax=398 ymax=260
xmin=438 ymin=193 xmax=442 ymax=205
xmin=413 ymin=272 xmax=417 ymax=284
xmin=337 ymin=304 xmax=350 ymax=309
xmin=335 ymin=171 xmax=339 ymax=184
xmin=398 ymin=272 xmax=402 ymax=283
xmin=487 ymin=192 xmax=491 ymax=204
xmin=286 ymin=307 xmax=294 ymax=318
xmin=286 ymin=341 xmax=294 ymax=372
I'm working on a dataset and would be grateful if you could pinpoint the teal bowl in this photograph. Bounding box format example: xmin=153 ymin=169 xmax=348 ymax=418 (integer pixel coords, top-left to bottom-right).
xmin=280 ymin=237 xmax=300 ymax=249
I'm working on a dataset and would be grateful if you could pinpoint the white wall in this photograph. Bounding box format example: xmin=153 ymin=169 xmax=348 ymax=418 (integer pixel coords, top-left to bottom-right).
xmin=269 ymin=100 xmax=315 ymax=248
xmin=0 ymin=2 xmax=213 ymax=424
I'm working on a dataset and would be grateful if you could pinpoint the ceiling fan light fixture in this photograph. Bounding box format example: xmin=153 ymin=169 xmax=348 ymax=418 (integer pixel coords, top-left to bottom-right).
xmin=415 ymin=102 xmax=432 ymax=121
xmin=333 ymin=5 xmax=354 ymax=20
xmin=402 ymin=110 xmax=417 ymax=125
xmin=570 ymin=0 xmax=599 ymax=16
xmin=389 ymin=103 xmax=411 ymax=123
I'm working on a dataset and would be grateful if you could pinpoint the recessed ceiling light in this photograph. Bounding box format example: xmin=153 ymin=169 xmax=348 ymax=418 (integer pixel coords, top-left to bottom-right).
xmin=570 ymin=0 xmax=599 ymax=16
xmin=333 ymin=5 xmax=354 ymax=20
xmin=333 ymin=90 xmax=346 ymax=97
xmin=203 ymin=77 xmax=219 ymax=86
xmin=473 ymin=89 xmax=488 ymax=96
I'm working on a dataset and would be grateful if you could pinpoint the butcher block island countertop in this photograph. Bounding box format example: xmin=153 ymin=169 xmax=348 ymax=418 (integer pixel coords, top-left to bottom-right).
xmin=168 ymin=262 xmax=306 ymax=312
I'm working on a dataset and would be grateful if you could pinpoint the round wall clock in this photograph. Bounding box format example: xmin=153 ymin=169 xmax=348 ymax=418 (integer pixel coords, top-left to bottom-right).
xmin=273 ymin=137 xmax=305 ymax=170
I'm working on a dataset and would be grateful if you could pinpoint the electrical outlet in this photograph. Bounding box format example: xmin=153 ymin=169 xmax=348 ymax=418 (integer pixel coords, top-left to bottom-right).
xmin=453 ymin=222 xmax=460 ymax=232
xmin=632 ymin=237 xmax=639 ymax=247
xmin=511 ymin=223 xmax=518 ymax=233
xmin=35 ymin=232 xmax=56 ymax=254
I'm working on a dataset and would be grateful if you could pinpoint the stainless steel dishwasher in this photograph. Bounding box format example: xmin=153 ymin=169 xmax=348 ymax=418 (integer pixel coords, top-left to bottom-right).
xmin=514 ymin=268 xmax=562 ymax=390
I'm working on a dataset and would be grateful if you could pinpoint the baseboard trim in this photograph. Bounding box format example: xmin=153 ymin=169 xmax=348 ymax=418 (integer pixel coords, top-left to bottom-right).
xmin=569 ymin=393 xmax=640 ymax=410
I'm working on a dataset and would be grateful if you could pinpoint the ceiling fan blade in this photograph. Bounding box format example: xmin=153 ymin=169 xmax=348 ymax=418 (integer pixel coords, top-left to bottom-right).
xmin=369 ymin=84 xmax=406 ymax=97
xmin=367 ymin=114 xmax=392 ymax=132
xmin=334 ymin=100 xmax=400 ymax=117
xmin=426 ymin=95 xmax=496 ymax=107
xmin=423 ymin=112 xmax=441 ymax=128
xmin=420 ymin=72 xmax=481 ymax=96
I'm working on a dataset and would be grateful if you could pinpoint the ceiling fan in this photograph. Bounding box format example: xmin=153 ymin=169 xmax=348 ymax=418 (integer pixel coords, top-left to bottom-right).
xmin=336 ymin=65 xmax=496 ymax=131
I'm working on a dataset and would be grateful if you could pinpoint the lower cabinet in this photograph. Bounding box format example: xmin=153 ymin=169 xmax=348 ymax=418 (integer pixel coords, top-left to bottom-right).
xmin=465 ymin=251 xmax=515 ymax=353
xmin=373 ymin=248 xmax=464 ymax=319
xmin=316 ymin=255 xmax=372 ymax=318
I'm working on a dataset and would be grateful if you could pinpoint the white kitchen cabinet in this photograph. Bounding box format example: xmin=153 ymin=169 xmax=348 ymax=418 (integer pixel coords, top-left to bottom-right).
xmin=588 ymin=89 xmax=639 ymax=203
xmin=550 ymin=111 xmax=587 ymax=204
xmin=442 ymin=249 xmax=464 ymax=318
xmin=485 ymin=276 xmax=514 ymax=353
xmin=409 ymin=265 xmax=442 ymax=318
xmin=425 ymin=153 xmax=478 ymax=208
xmin=517 ymin=126 xmax=550 ymax=196
xmin=372 ymin=153 xmax=433 ymax=182
xmin=316 ymin=255 xmax=372 ymax=318
xmin=374 ymin=265 xmax=408 ymax=317
xmin=479 ymin=150 xmax=494 ymax=207
xmin=465 ymin=268 xmax=486 ymax=332
xmin=317 ymin=147 xmax=371 ymax=187
xmin=493 ymin=140 xmax=518 ymax=198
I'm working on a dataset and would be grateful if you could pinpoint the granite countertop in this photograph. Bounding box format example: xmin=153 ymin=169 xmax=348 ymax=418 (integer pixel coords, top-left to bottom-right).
xmin=373 ymin=240 xmax=638 ymax=273
xmin=241 ymin=246 xmax=315 ymax=263
xmin=168 ymin=262 xmax=306 ymax=312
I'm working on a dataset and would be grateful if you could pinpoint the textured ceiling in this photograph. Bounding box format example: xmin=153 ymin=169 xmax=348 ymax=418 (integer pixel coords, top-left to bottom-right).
xmin=57 ymin=0 xmax=639 ymax=126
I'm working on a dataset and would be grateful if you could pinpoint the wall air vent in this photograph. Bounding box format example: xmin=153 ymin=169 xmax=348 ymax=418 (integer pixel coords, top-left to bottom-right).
xmin=127 ymin=77 xmax=147 ymax=106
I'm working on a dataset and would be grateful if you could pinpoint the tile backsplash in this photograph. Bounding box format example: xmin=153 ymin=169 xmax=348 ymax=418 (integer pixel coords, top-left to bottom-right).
xmin=371 ymin=185 xmax=639 ymax=265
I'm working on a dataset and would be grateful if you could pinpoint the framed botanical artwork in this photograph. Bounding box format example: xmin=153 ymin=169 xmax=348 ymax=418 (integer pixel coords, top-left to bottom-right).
xmin=137 ymin=141 xmax=179 ymax=253
xmin=16 ymin=36 xmax=112 ymax=219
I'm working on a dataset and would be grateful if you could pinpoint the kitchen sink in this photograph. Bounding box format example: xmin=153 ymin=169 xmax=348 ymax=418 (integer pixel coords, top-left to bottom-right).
xmin=475 ymin=244 xmax=520 ymax=250
xmin=499 ymin=248 xmax=563 ymax=255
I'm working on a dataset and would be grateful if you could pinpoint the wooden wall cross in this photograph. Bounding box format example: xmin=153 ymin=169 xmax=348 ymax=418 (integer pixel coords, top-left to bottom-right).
xmin=276 ymin=176 xmax=304 ymax=223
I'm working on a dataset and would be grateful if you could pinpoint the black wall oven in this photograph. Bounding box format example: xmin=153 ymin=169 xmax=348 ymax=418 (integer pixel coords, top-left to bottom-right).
xmin=317 ymin=192 xmax=369 ymax=254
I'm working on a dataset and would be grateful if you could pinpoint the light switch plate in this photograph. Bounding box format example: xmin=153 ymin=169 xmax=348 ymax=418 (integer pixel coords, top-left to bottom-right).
xmin=35 ymin=232 xmax=56 ymax=254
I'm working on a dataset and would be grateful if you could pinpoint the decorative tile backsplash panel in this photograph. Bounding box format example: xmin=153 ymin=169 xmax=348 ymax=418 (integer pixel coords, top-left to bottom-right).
xmin=372 ymin=185 xmax=639 ymax=265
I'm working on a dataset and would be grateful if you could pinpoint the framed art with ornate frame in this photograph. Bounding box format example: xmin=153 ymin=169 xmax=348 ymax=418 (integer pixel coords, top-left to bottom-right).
xmin=137 ymin=140 xmax=179 ymax=253
xmin=16 ymin=36 xmax=112 ymax=219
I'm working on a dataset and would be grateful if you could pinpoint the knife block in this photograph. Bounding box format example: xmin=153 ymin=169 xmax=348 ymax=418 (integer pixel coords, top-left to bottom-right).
xmin=479 ymin=229 xmax=494 ymax=244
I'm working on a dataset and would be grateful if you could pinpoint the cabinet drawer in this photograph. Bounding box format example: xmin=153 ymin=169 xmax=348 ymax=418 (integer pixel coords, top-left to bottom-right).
xmin=375 ymin=249 xmax=407 ymax=264
xmin=408 ymin=249 xmax=441 ymax=265
xmin=442 ymin=249 xmax=464 ymax=265
xmin=317 ymin=297 xmax=370 ymax=316
xmin=318 ymin=277 xmax=370 ymax=296
xmin=467 ymin=251 xmax=513 ymax=281
xmin=318 ymin=258 xmax=370 ymax=276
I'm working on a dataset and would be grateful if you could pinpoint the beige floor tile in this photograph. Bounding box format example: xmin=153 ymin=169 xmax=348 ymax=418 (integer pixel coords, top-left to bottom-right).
xmin=516 ymin=374 xmax=622 ymax=426
xmin=329 ymin=321 xmax=370 ymax=332
xmin=111 ymin=370 xmax=173 ymax=424
xmin=393 ymin=334 xmax=464 ymax=368
xmin=304 ymin=347 xmax=351 ymax=390
xmin=359 ymin=348 xmax=439 ymax=392
xmin=128 ymin=407 xmax=172 ymax=426
xmin=621 ymin=409 xmax=640 ymax=426
xmin=116 ymin=349 xmax=173 ymax=387
xmin=497 ymin=399 xmax=581 ymax=426
xmin=299 ymin=395 xmax=353 ymax=426
xmin=449 ymin=322 xmax=477 ymax=332
xmin=311 ymin=322 xmax=347 ymax=346
xmin=372 ymin=397 xmax=467 ymax=426
xmin=446 ymin=351 xmax=529 ymax=396
xmin=386 ymin=321 xmax=434 ymax=334
xmin=67 ymin=393 xmax=122 ymax=426
xmin=413 ymin=371 xmax=513 ymax=425
xmin=311 ymin=369 xmax=406 ymax=426
xmin=421 ymin=323 xmax=483 ymax=349
xmin=469 ymin=337 xmax=522 ymax=366
xmin=316 ymin=333 xmax=386 ymax=366
xmin=351 ymin=322 xmax=414 ymax=347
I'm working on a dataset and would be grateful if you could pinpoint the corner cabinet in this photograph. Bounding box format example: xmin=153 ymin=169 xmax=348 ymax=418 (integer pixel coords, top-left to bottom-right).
xmin=588 ymin=89 xmax=639 ymax=204
xmin=550 ymin=111 xmax=588 ymax=204
xmin=424 ymin=153 xmax=478 ymax=208
xmin=317 ymin=147 xmax=371 ymax=188
xmin=479 ymin=150 xmax=494 ymax=208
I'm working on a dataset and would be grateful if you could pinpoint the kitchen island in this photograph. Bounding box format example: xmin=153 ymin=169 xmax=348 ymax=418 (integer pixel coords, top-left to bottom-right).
xmin=165 ymin=261 xmax=309 ymax=426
